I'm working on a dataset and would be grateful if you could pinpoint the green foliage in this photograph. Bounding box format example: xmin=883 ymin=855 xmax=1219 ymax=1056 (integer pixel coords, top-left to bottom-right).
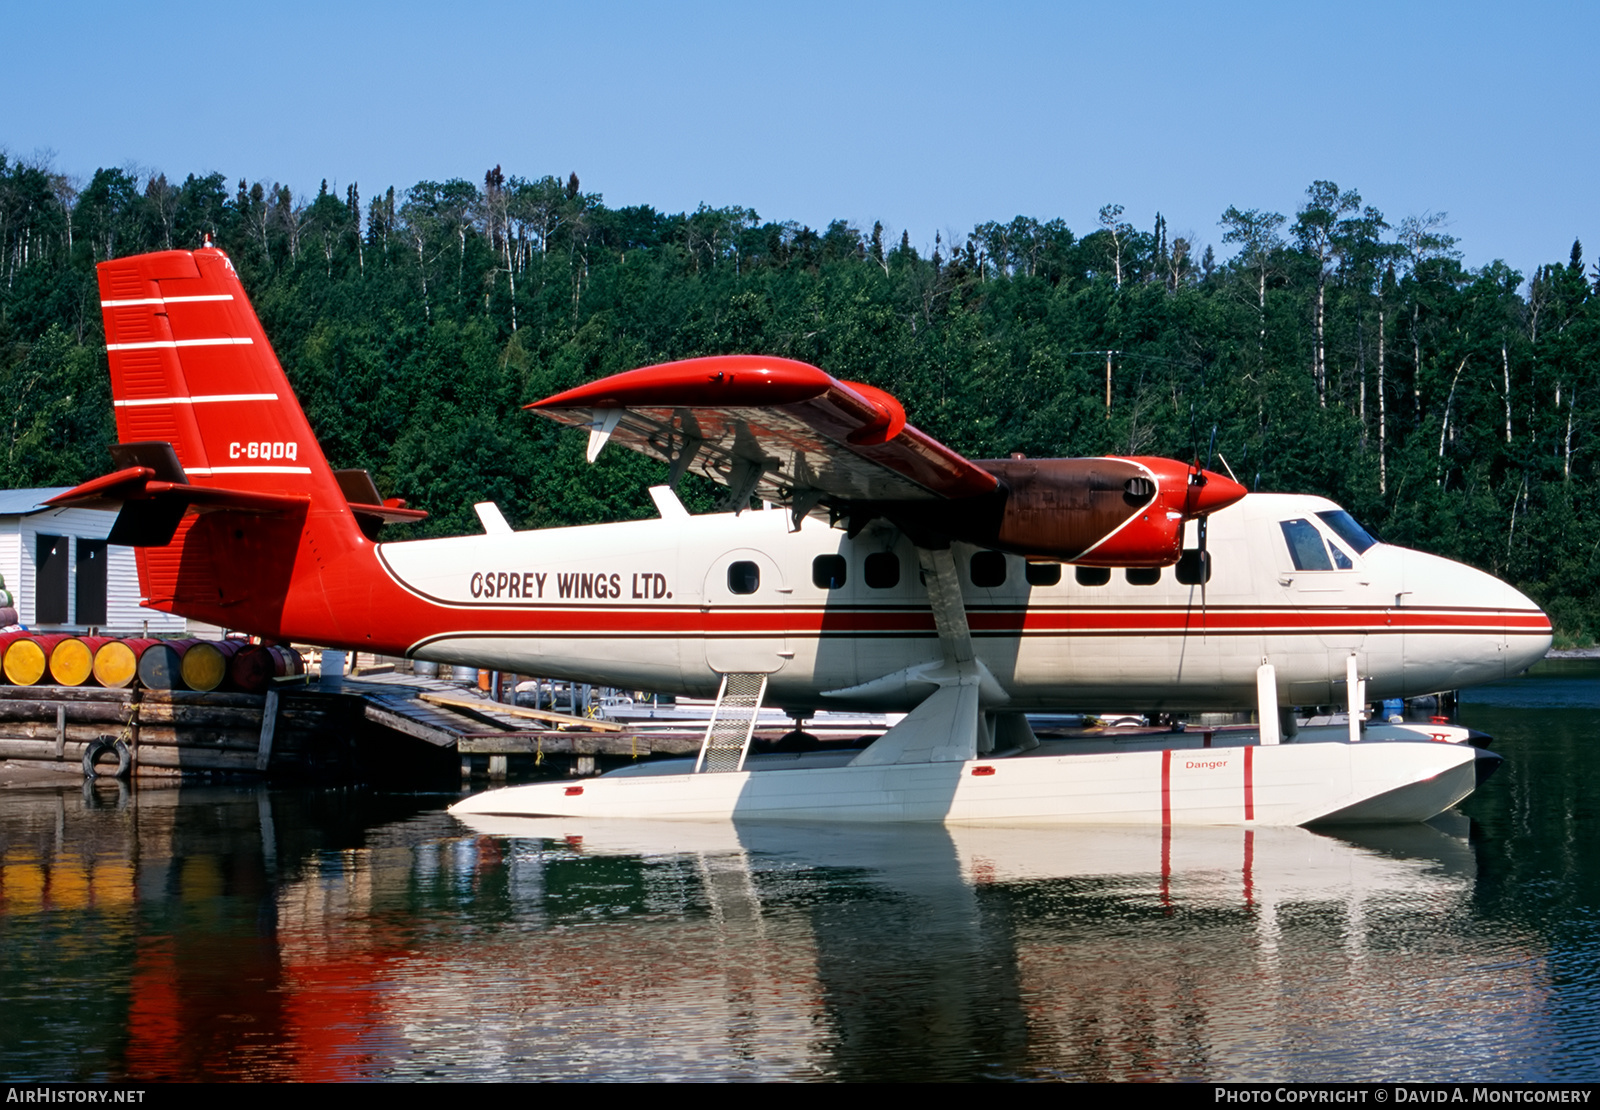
xmin=2 ymin=155 xmax=1599 ymax=637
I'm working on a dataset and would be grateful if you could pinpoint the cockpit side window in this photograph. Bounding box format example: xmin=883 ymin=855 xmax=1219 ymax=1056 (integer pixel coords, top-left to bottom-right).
xmin=1280 ymin=519 xmax=1333 ymax=571
xmin=1316 ymin=510 xmax=1378 ymax=553
xmin=1328 ymin=542 xmax=1354 ymax=570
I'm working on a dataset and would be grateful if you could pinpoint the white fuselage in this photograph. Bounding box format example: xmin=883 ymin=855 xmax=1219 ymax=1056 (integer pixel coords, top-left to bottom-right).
xmin=376 ymin=492 xmax=1549 ymax=713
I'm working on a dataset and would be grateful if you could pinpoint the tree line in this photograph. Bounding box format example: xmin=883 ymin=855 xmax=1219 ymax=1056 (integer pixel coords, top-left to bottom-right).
xmin=2 ymin=152 xmax=1597 ymax=640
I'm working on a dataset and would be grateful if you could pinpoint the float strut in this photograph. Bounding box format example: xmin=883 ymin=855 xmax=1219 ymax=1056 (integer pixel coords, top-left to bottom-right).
xmin=1257 ymin=662 xmax=1280 ymax=746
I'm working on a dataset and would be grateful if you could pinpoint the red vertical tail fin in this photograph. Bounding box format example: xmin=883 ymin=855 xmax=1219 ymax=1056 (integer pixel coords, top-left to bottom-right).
xmin=97 ymin=248 xmax=345 ymax=506
xmin=53 ymin=248 xmax=422 ymax=636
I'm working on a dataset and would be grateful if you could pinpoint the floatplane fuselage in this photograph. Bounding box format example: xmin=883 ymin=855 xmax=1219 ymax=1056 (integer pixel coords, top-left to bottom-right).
xmin=53 ymin=246 xmax=1552 ymax=827
xmin=379 ymin=489 xmax=1547 ymax=715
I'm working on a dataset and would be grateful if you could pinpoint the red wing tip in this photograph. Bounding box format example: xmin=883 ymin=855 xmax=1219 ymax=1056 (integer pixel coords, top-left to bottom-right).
xmin=529 ymin=355 xmax=835 ymax=410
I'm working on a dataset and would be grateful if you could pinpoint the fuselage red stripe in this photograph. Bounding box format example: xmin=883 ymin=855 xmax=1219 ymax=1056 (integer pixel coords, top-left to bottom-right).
xmin=396 ymin=605 xmax=1549 ymax=638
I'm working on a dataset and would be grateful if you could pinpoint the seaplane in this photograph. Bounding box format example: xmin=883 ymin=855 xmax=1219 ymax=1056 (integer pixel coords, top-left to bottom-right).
xmin=49 ymin=246 xmax=1552 ymax=826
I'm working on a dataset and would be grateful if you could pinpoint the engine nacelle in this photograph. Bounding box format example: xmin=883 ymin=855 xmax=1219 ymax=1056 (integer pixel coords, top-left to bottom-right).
xmin=973 ymin=456 xmax=1245 ymax=567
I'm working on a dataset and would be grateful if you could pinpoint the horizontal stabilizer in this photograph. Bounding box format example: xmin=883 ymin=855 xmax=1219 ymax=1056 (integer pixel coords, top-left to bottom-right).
xmin=333 ymin=467 xmax=428 ymax=538
xmin=46 ymin=466 xmax=311 ymax=547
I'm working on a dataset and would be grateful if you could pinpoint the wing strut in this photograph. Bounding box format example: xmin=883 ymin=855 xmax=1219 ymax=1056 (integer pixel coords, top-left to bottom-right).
xmin=843 ymin=546 xmax=1038 ymax=767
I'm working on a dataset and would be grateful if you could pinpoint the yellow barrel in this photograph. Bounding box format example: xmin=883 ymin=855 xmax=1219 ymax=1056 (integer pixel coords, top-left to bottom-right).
xmin=3 ymin=635 xmax=68 ymax=686
xmin=49 ymin=636 xmax=114 ymax=686
xmin=180 ymin=640 xmax=243 ymax=692
xmin=93 ymin=639 xmax=159 ymax=689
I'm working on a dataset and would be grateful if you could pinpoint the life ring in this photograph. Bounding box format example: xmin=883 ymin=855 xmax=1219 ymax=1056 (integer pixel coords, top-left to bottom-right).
xmin=82 ymin=736 xmax=131 ymax=779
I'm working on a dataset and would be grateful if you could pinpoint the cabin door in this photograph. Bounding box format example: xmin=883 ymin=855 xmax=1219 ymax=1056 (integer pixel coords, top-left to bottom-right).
xmin=701 ymin=547 xmax=791 ymax=676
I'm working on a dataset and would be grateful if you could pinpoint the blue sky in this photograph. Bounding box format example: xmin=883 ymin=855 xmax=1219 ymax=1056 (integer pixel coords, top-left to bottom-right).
xmin=4 ymin=0 xmax=1593 ymax=277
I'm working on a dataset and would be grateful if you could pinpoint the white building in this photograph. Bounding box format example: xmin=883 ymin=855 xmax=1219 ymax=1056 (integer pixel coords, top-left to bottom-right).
xmin=0 ymin=488 xmax=187 ymax=635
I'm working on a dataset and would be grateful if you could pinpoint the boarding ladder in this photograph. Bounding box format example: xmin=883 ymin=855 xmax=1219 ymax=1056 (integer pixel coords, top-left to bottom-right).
xmin=695 ymin=672 xmax=768 ymax=773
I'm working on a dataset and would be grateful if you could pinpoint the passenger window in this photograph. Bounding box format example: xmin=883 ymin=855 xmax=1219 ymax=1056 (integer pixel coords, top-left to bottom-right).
xmin=1075 ymin=566 xmax=1111 ymax=587
xmin=970 ymin=551 xmax=1007 ymax=588
xmin=1126 ymin=567 xmax=1161 ymax=586
xmin=864 ymin=551 xmax=900 ymax=589
xmin=1280 ymin=519 xmax=1333 ymax=571
xmin=728 ymin=560 xmax=760 ymax=594
xmin=1025 ymin=562 xmax=1061 ymax=587
xmin=812 ymin=554 xmax=847 ymax=590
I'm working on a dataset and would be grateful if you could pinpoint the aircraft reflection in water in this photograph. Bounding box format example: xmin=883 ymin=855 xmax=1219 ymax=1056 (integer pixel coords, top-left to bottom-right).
xmin=0 ymin=786 xmax=1552 ymax=1081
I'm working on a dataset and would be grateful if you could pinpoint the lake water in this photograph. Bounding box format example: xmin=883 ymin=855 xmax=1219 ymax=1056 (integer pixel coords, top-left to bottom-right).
xmin=3 ymin=661 xmax=1599 ymax=1082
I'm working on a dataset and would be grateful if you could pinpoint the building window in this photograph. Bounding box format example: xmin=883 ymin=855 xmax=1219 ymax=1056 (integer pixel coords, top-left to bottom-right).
xmin=76 ymin=539 xmax=108 ymax=627
xmin=812 ymin=555 xmax=847 ymax=590
xmin=35 ymin=534 xmax=69 ymax=624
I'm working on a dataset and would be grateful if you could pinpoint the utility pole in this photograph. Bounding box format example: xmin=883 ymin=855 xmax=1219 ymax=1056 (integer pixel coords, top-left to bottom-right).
xmin=1063 ymin=349 xmax=1122 ymax=416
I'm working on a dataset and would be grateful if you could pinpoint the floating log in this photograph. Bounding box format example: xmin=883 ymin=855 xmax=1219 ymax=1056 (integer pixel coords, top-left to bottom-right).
xmin=141 ymin=688 xmax=268 ymax=709
xmin=0 ymin=684 xmax=130 ymax=702
xmin=0 ymin=738 xmax=96 ymax=761
xmin=127 ymin=745 xmax=266 ymax=773
xmin=127 ymin=726 xmax=262 ymax=751
xmin=0 ymin=701 xmax=132 ymax=724
xmin=125 ymin=703 xmax=262 ymax=728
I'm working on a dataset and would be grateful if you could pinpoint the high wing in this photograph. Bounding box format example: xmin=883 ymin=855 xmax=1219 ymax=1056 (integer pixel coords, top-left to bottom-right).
xmin=530 ymin=355 xmax=1247 ymax=567
xmin=530 ymin=355 xmax=997 ymax=514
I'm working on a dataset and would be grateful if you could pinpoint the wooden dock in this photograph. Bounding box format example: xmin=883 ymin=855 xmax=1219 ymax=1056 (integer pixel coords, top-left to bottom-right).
xmin=0 ymin=674 xmax=709 ymax=785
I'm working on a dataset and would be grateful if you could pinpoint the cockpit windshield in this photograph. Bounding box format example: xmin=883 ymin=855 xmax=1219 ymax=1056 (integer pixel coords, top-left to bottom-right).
xmin=1280 ymin=519 xmax=1333 ymax=570
xmin=1315 ymin=510 xmax=1379 ymax=554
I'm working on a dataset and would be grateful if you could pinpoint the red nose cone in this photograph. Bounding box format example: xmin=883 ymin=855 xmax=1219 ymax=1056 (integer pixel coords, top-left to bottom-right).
xmin=1190 ymin=470 xmax=1247 ymax=516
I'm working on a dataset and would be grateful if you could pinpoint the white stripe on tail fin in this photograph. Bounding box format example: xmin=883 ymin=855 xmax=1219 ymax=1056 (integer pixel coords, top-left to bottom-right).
xmin=96 ymin=248 xmax=348 ymax=507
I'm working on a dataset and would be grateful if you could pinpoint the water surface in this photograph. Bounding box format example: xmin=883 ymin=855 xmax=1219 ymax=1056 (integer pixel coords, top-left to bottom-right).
xmin=2 ymin=662 xmax=1598 ymax=1081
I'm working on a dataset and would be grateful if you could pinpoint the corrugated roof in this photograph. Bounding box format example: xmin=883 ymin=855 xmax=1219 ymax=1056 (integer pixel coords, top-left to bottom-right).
xmin=0 ymin=488 xmax=74 ymax=516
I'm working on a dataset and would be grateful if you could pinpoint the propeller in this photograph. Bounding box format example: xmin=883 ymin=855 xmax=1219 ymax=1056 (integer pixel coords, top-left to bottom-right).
xmin=1177 ymin=424 xmax=1218 ymax=589
xmin=1179 ymin=424 xmax=1220 ymax=634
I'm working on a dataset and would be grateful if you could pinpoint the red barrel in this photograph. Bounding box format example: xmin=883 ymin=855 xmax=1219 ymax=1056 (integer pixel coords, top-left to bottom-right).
xmin=228 ymin=644 xmax=305 ymax=694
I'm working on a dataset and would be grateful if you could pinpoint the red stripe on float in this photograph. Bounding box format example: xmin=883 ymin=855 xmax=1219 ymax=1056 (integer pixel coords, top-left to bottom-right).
xmin=1244 ymin=745 xmax=1255 ymax=821
xmin=1161 ymin=748 xmax=1172 ymax=825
